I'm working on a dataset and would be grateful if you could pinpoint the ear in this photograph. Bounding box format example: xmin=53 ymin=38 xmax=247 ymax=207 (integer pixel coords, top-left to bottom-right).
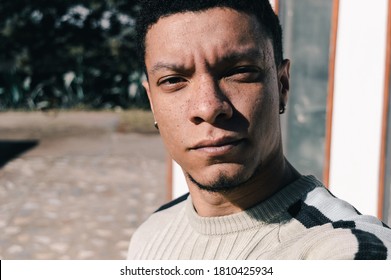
xmin=278 ymin=59 xmax=290 ymax=109
xmin=142 ymin=80 xmax=155 ymax=115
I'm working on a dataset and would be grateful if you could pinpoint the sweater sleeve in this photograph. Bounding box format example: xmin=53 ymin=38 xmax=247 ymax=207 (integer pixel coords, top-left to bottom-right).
xmin=290 ymin=221 xmax=390 ymax=260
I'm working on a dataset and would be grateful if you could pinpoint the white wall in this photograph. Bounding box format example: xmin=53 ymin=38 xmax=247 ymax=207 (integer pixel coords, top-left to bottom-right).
xmin=329 ymin=0 xmax=389 ymax=216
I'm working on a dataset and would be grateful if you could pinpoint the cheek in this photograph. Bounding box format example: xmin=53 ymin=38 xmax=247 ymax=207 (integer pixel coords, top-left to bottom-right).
xmin=153 ymin=96 xmax=178 ymax=124
xmin=244 ymin=86 xmax=280 ymax=139
xmin=153 ymin=98 xmax=187 ymax=151
xmin=230 ymin=84 xmax=275 ymax=122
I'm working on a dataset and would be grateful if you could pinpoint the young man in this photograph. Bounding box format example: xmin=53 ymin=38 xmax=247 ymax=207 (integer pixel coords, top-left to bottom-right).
xmin=127 ymin=0 xmax=391 ymax=259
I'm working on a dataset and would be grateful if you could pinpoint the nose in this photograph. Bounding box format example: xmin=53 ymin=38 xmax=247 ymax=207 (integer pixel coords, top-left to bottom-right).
xmin=188 ymin=76 xmax=233 ymax=125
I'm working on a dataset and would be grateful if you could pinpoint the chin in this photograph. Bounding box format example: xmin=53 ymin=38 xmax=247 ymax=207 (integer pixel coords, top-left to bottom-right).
xmin=186 ymin=164 xmax=254 ymax=193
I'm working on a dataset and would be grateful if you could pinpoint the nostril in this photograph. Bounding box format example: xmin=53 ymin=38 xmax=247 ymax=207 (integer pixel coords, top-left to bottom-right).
xmin=192 ymin=116 xmax=204 ymax=125
xmin=189 ymin=100 xmax=233 ymax=125
xmin=221 ymin=101 xmax=234 ymax=120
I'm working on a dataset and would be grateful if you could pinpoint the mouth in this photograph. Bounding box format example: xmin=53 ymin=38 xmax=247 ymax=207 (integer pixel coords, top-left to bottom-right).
xmin=190 ymin=137 xmax=245 ymax=156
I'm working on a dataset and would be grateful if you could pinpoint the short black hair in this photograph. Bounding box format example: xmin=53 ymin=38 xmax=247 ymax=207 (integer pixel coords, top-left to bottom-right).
xmin=136 ymin=0 xmax=283 ymax=70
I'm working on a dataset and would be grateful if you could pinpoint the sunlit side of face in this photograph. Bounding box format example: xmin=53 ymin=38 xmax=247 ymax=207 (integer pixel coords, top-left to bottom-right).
xmin=143 ymin=8 xmax=287 ymax=191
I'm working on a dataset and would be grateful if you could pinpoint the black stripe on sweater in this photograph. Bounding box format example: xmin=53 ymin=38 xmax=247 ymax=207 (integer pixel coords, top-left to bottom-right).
xmin=382 ymin=222 xmax=390 ymax=229
xmin=332 ymin=220 xmax=356 ymax=229
xmin=288 ymin=200 xmax=332 ymax=228
xmin=154 ymin=192 xmax=190 ymax=213
xmin=330 ymin=217 xmax=387 ymax=259
xmin=288 ymin=200 xmax=388 ymax=259
xmin=352 ymin=229 xmax=388 ymax=260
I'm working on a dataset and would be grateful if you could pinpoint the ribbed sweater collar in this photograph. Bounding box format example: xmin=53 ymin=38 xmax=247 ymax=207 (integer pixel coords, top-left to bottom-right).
xmin=186 ymin=175 xmax=322 ymax=235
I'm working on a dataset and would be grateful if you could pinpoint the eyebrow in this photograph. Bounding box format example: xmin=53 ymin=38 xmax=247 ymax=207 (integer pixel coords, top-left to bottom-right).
xmin=149 ymin=62 xmax=187 ymax=75
xmin=148 ymin=47 xmax=267 ymax=75
xmin=221 ymin=48 xmax=265 ymax=63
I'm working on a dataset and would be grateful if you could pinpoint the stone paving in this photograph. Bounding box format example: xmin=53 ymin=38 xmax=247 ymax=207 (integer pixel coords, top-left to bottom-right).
xmin=0 ymin=112 xmax=167 ymax=259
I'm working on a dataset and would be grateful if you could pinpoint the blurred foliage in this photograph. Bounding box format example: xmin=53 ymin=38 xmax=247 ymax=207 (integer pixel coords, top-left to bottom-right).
xmin=0 ymin=0 xmax=149 ymax=110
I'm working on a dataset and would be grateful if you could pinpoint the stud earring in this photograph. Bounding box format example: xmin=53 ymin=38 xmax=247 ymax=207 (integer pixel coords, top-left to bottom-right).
xmin=279 ymin=104 xmax=286 ymax=114
xmin=154 ymin=121 xmax=159 ymax=130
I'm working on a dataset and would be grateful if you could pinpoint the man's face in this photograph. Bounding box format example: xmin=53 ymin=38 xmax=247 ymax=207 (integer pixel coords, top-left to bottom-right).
xmin=143 ymin=8 xmax=289 ymax=191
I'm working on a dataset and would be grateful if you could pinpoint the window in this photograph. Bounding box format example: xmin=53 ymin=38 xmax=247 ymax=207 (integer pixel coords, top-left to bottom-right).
xmin=279 ymin=0 xmax=333 ymax=179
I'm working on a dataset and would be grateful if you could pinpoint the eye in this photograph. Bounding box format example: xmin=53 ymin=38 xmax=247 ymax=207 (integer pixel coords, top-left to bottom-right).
xmin=224 ymin=66 xmax=263 ymax=83
xmin=157 ymin=76 xmax=188 ymax=92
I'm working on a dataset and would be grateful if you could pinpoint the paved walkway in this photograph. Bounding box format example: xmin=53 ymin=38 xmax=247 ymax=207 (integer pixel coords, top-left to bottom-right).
xmin=0 ymin=112 xmax=167 ymax=259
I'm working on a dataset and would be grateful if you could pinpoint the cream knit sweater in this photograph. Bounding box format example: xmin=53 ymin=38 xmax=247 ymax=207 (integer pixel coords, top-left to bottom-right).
xmin=127 ymin=176 xmax=391 ymax=259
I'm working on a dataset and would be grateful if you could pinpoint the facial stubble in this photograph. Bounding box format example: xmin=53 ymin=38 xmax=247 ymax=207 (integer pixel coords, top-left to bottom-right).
xmin=185 ymin=165 xmax=259 ymax=194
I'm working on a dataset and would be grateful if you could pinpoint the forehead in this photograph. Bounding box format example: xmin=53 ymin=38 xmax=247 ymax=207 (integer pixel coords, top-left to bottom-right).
xmin=146 ymin=7 xmax=266 ymax=42
xmin=144 ymin=8 xmax=273 ymax=69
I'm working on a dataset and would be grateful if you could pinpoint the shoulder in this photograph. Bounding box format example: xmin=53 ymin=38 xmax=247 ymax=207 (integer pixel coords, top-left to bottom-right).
xmin=136 ymin=192 xmax=189 ymax=234
xmin=299 ymin=217 xmax=391 ymax=259
xmin=285 ymin=180 xmax=391 ymax=259
xmin=127 ymin=193 xmax=189 ymax=259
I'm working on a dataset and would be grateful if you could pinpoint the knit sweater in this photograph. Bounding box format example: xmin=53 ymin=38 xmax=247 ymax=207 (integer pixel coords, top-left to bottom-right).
xmin=127 ymin=175 xmax=391 ymax=259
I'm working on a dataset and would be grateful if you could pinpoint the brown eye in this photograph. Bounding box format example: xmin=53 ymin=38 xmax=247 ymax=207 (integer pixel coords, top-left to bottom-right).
xmin=158 ymin=76 xmax=188 ymax=92
xmin=161 ymin=77 xmax=186 ymax=85
xmin=224 ymin=66 xmax=263 ymax=83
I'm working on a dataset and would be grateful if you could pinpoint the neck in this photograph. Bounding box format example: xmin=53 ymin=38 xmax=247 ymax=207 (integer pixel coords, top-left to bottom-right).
xmin=187 ymin=154 xmax=301 ymax=217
